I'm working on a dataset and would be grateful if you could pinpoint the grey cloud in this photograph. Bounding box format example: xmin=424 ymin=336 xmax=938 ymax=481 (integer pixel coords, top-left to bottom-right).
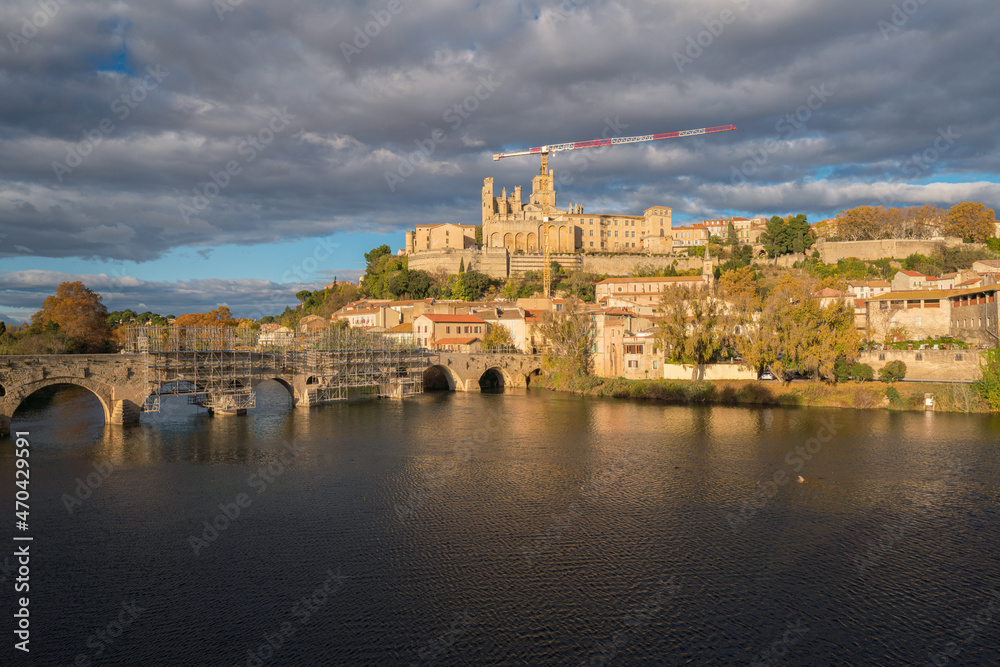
xmin=0 ymin=0 xmax=996 ymax=269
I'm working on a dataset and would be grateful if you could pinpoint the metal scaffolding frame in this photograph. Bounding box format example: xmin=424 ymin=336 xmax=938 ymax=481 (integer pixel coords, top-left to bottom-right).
xmin=121 ymin=326 xmax=425 ymax=412
xmin=294 ymin=328 xmax=425 ymax=404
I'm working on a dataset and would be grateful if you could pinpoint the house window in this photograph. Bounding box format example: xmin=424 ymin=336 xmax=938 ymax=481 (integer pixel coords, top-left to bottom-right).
xmin=446 ymin=326 xmax=451 ymax=334
xmin=916 ymin=353 xmax=923 ymax=361
xmin=475 ymin=326 xmax=481 ymax=333
xmin=878 ymin=353 xmax=885 ymax=361
xmin=956 ymin=354 xmax=963 ymax=361
xmin=653 ymin=361 xmax=658 ymax=369
xmin=915 ymin=316 xmax=922 ymax=327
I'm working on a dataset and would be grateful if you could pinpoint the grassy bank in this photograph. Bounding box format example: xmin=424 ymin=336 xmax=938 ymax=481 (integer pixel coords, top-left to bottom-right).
xmin=537 ymin=372 xmax=994 ymax=413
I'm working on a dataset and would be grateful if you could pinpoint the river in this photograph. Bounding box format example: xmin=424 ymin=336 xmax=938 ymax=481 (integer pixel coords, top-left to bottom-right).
xmin=1 ymin=382 xmax=999 ymax=666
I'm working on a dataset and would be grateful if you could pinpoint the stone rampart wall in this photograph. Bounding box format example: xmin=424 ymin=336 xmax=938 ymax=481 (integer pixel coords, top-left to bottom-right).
xmin=816 ymin=238 xmax=968 ymax=263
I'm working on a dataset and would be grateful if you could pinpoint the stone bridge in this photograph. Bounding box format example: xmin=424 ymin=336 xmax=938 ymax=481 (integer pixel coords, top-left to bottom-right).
xmin=423 ymin=351 xmax=544 ymax=392
xmin=0 ymin=351 xmax=544 ymax=436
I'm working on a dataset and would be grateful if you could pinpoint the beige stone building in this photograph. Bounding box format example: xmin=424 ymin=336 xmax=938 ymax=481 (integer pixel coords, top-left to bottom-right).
xmin=481 ymin=176 xmax=672 ymax=253
xmin=412 ymin=314 xmax=486 ymax=349
xmin=405 ymin=223 xmax=477 ymax=253
xmin=866 ymin=285 xmax=999 ymax=345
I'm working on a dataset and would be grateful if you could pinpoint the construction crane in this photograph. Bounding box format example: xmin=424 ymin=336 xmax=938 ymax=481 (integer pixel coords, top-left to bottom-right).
xmin=492 ymin=124 xmax=736 ymax=297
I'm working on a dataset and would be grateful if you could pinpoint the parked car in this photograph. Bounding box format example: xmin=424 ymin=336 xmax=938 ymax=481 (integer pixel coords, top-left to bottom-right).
xmin=758 ymin=370 xmax=775 ymax=381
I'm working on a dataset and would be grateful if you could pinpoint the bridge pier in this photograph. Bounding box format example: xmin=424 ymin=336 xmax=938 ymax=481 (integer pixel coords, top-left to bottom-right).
xmin=0 ymin=414 xmax=9 ymax=439
xmin=209 ymin=408 xmax=248 ymax=417
xmin=110 ymin=399 xmax=142 ymax=426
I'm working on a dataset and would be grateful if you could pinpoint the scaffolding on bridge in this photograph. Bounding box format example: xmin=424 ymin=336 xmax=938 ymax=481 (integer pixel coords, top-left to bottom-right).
xmin=121 ymin=325 xmax=425 ymax=412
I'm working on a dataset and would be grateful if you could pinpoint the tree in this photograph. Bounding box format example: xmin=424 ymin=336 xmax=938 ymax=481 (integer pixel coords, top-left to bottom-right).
xmin=879 ymin=360 xmax=907 ymax=383
xmin=835 ymin=206 xmax=885 ymax=241
xmin=475 ymin=225 xmax=483 ymax=246
xmin=974 ymin=347 xmax=1000 ymax=412
xmin=457 ymin=270 xmax=491 ymax=301
xmin=31 ymin=281 xmax=111 ymax=352
xmin=727 ymin=221 xmax=738 ymax=246
xmin=364 ymin=244 xmax=392 ymax=267
xmin=533 ymin=298 xmax=595 ymax=376
xmin=458 ymin=258 xmax=465 ymax=274
xmin=173 ymin=306 xmax=237 ymax=328
xmin=760 ymin=216 xmax=788 ymax=260
xmin=718 ymin=266 xmax=760 ymax=311
xmin=484 ymin=323 xmax=516 ymax=350
xmin=734 ymin=274 xmax=858 ymax=380
xmin=656 ymin=285 xmax=727 ymax=373
xmin=850 ymin=362 xmax=874 ymax=383
xmin=945 ymin=202 xmax=996 ymax=242
xmin=295 ymin=290 xmax=312 ymax=303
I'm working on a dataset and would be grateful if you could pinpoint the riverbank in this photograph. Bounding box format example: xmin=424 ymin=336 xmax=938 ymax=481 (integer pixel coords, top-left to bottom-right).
xmin=537 ymin=372 xmax=994 ymax=413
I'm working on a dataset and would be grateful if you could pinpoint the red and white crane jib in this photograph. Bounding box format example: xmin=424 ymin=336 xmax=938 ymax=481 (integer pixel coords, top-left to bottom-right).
xmin=491 ymin=124 xmax=736 ymax=161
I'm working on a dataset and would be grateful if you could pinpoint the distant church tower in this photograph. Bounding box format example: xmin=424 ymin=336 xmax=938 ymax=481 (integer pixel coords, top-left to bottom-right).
xmin=702 ymin=244 xmax=715 ymax=289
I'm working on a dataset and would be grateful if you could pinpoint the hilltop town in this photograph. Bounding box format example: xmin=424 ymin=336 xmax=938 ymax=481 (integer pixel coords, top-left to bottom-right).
xmin=7 ymin=178 xmax=998 ymax=405
xmin=256 ymin=180 xmax=999 ymax=392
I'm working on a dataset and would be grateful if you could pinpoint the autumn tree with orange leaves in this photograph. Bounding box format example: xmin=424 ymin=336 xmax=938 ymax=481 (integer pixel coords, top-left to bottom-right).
xmin=945 ymin=202 xmax=996 ymax=242
xmin=172 ymin=306 xmax=238 ymax=328
xmin=30 ymin=281 xmax=111 ymax=352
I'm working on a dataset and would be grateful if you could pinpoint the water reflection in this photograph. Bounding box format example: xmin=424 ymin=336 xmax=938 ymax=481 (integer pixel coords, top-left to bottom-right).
xmin=1 ymin=385 xmax=999 ymax=665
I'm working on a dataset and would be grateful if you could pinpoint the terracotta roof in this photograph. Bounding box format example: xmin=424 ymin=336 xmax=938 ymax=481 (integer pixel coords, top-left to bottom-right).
xmin=957 ymin=279 xmax=982 ymax=286
xmin=974 ymin=260 xmax=1000 ymax=268
xmin=867 ymin=285 xmax=998 ymax=301
xmin=854 ymin=299 xmax=867 ymax=308
xmin=433 ymin=337 xmax=480 ymax=346
xmin=417 ymin=314 xmax=486 ymax=323
xmin=387 ymin=323 xmax=412 ymax=333
xmin=812 ymin=288 xmax=850 ymax=297
xmin=899 ymin=270 xmax=924 ymax=277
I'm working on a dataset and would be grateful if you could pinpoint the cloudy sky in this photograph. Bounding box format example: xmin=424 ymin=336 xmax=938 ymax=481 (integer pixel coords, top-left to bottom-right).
xmin=1 ymin=0 xmax=998 ymax=321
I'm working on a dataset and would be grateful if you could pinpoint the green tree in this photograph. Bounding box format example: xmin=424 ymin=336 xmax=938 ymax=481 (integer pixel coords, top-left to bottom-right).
xmin=850 ymin=362 xmax=874 ymax=383
xmin=295 ymin=290 xmax=312 ymax=303
xmin=760 ymin=216 xmax=788 ymax=260
xmin=727 ymin=221 xmax=738 ymax=246
xmin=879 ymin=360 xmax=907 ymax=383
xmin=475 ymin=225 xmax=483 ymax=246
xmin=364 ymin=244 xmax=392 ymax=267
xmin=458 ymin=258 xmax=465 ymax=274
xmin=458 ymin=270 xmax=491 ymax=301
xmin=974 ymin=347 xmax=1000 ymax=412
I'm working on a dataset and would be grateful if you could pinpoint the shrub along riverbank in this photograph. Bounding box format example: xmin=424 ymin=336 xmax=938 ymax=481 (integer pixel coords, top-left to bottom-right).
xmin=537 ymin=372 xmax=995 ymax=414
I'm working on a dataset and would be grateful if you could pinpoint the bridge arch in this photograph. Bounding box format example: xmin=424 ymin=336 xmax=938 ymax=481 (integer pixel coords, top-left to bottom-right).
xmin=478 ymin=366 xmax=513 ymax=391
xmin=524 ymin=367 xmax=543 ymax=387
xmin=251 ymin=377 xmax=297 ymax=403
xmin=423 ymin=364 xmax=460 ymax=391
xmin=8 ymin=378 xmax=112 ymax=424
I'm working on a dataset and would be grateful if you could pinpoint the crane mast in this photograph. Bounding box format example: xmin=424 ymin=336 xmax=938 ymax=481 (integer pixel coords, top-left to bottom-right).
xmin=492 ymin=124 xmax=736 ymax=297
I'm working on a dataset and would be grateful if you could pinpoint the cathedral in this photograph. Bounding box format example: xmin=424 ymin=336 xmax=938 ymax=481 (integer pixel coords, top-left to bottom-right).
xmin=481 ymin=175 xmax=673 ymax=254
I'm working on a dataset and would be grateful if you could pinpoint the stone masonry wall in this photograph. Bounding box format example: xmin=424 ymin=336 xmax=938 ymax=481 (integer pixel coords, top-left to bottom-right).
xmin=858 ymin=349 xmax=984 ymax=382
